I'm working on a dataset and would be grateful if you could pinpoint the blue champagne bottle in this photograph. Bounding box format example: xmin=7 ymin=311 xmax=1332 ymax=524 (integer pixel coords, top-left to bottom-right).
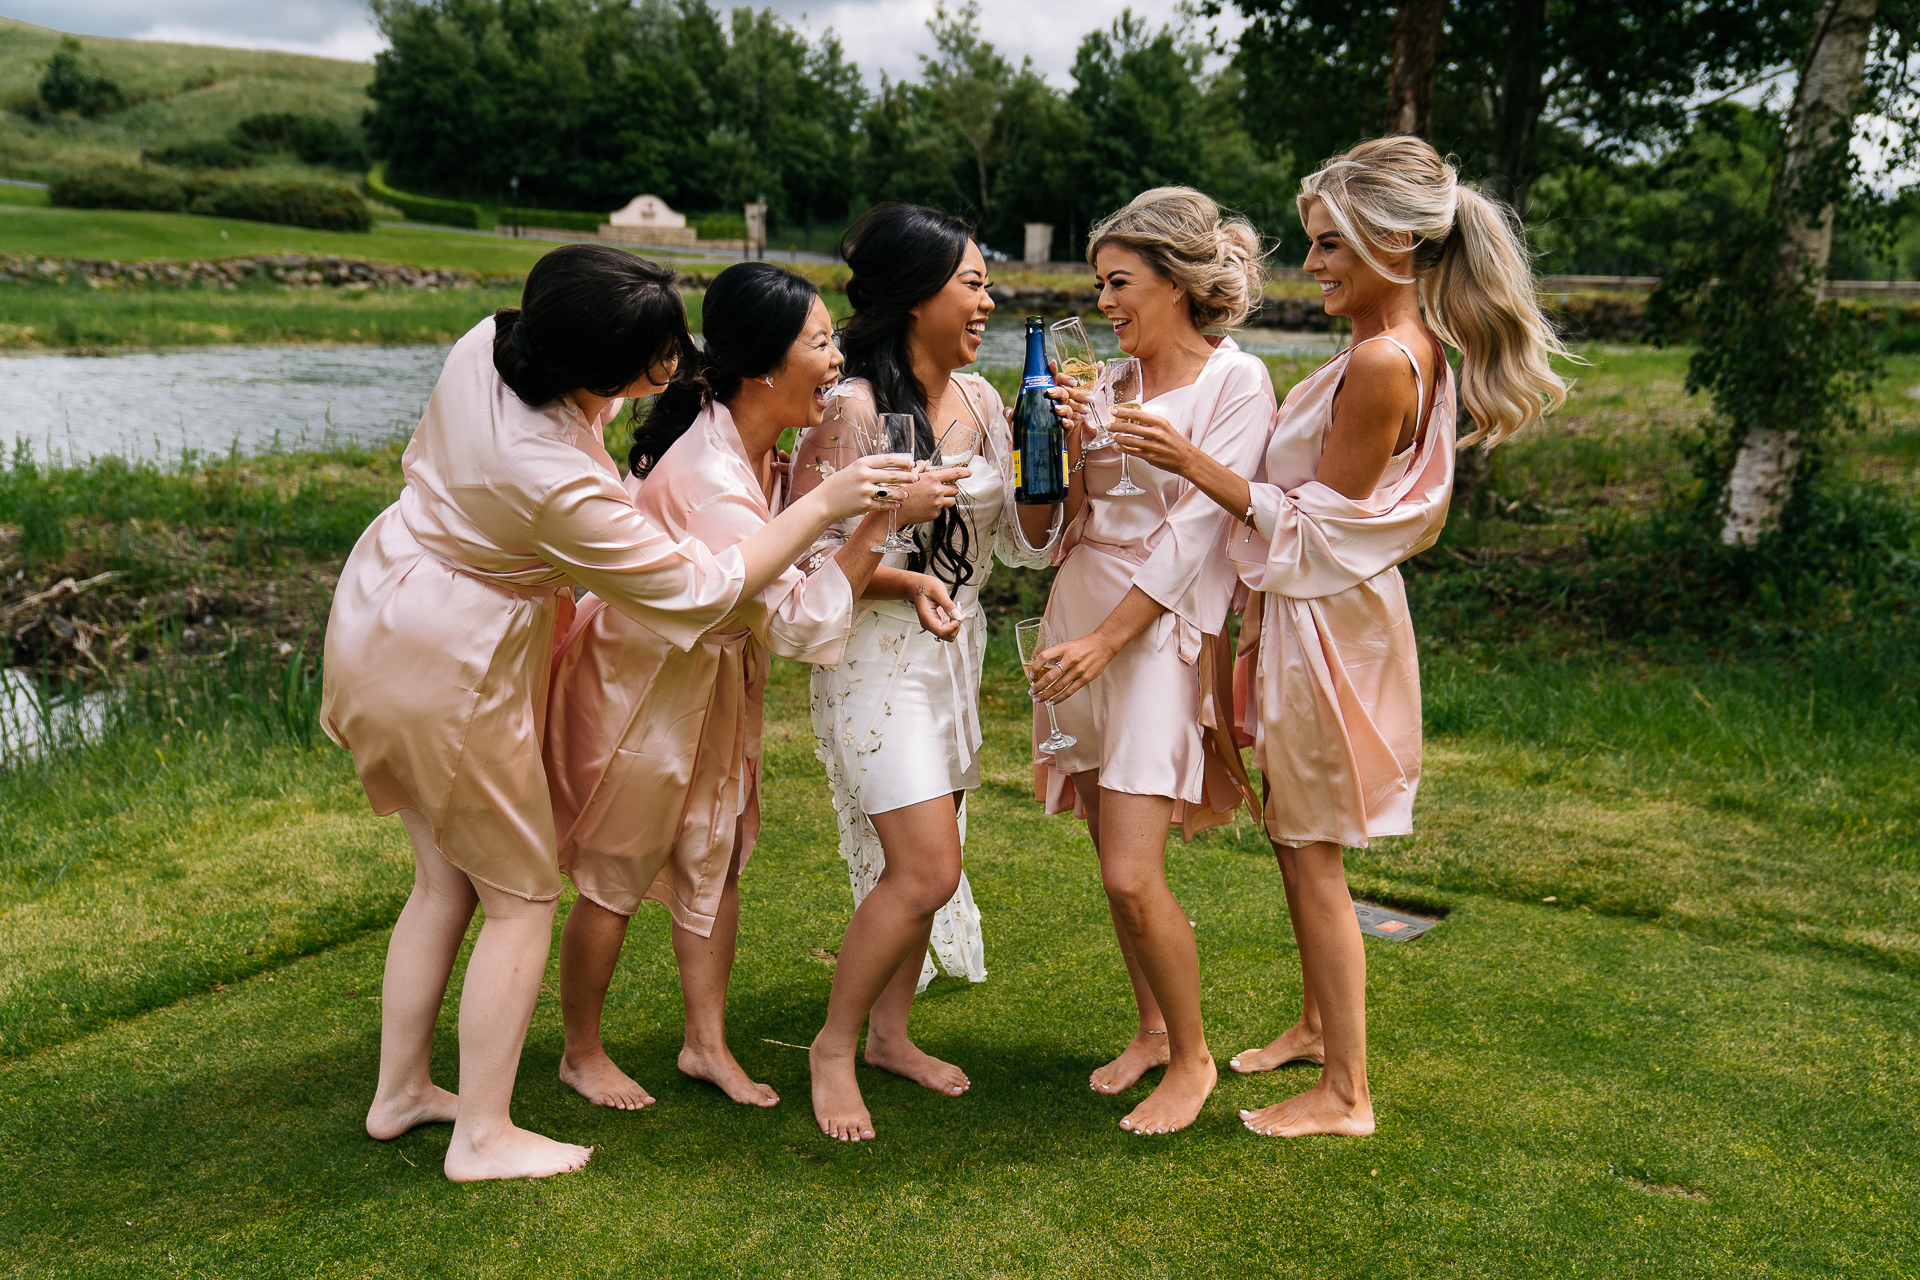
xmin=1012 ymin=316 xmax=1069 ymax=504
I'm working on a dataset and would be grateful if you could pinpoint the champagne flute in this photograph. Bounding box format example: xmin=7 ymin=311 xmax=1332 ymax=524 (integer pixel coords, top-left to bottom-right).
xmin=1104 ymin=357 xmax=1147 ymax=497
xmin=938 ymin=418 xmax=984 ymax=517
xmin=1049 ymin=316 xmax=1113 ymax=451
xmin=1015 ymin=616 xmax=1077 ymax=754
xmin=859 ymin=412 xmax=923 ymax=553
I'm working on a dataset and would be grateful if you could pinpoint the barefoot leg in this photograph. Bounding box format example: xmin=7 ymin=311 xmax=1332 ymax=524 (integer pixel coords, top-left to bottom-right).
xmin=442 ymin=876 xmax=592 ymax=1181
xmin=812 ymin=794 xmax=965 ymax=1140
xmin=1070 ymin=773 xmax=1173 ymax=1095
xmin=1229 ymin=849 xmax=1325 ymax=1074
xmin=366 ymin=811 xmax=473 ymax=1141
xmin=1241 ymin=841 xmax=1373 ymax=1138
xmin=556 ymin=895 xmax=654 ymax=1110
xmin=673 ymin=854 xmax=778 ymax=1107
xmin=1094 ymin=789 xmax=1215 ymax=1136
xmin=864 ymin=913 xmax=970 ymax=1097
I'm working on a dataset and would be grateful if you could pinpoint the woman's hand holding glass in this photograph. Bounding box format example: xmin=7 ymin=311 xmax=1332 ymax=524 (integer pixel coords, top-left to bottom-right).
xmin=890 ymin=461 xmax=968 ymax=527
xmin=1109 ymin=404 xmax=1203 ymax=478
xmin=808 ymin=451 xmax=920 ymax=522
xmin=1027 ymin=631 xmax=1119 ymax=706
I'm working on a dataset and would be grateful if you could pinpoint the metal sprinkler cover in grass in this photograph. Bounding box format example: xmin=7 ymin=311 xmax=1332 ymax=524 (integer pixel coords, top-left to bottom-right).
xmin=1353 ymin=902 xmax=1439 ymax=941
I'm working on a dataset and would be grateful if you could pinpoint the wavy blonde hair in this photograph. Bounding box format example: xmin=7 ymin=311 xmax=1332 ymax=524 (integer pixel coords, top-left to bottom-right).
xmin=1300 ymin=136 xmax=1569 ymax=446
xmin=1087 ymin=186 xmax=1265 ymax=330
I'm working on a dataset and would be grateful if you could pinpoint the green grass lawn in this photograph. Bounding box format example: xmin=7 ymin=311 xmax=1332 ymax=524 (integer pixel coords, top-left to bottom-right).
xmin=0 ymin=638 xmax=1915 ymax=1277
xmin=0 ymin=202 xmax=561 ymax=274
xmin=0 ymin=17 xmax=371 ymax=183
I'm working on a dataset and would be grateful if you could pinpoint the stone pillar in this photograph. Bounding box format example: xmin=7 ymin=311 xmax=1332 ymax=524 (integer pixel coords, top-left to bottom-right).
xmin=1023 ymin=223 xmax=1054 ymax=265
xmin=745 ymin=202 xmax=767 ymax=261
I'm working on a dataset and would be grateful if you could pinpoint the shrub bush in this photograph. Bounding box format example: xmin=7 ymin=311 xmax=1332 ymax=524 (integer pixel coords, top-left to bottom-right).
xmin=186 ymin=179 xmax=373 ymax=232
xmin=232 ymin=112 xmax=366 ymax=169
xmin=49 ymin=165 xmax=187 ymax=213
xmin=366 ymin=164 xmax=487 ymax=229
xmin=49 ymin=165 xmax=372 ymax=231
xmin=693 ymin=213 xmax=748 ymax=241
xmin=500 ymin=206 xmax=604 ymax=232
xmin=37 ymin=37 xmax=125 ymax=118
xmin=153 ymin=140 xmax=255 ymax=170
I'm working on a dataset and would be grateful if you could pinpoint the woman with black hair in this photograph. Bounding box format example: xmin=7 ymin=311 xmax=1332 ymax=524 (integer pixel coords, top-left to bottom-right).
xmin=790 ymin=203 xmax=1065 ymax=1141
xmin=321 ymin=246 xmax=911 ymax=1181
xmin=544 ymin=262 xmax=965 ymax=1114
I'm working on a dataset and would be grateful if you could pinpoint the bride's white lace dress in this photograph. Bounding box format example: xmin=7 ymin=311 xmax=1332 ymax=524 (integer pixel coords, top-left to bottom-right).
xmin=796 ymin=374 xmax=1059 ymax=989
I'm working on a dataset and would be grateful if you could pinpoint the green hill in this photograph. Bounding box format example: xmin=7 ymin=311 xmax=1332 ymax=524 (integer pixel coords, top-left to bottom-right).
xmin=0 ymin=16 xmax=372 ymax=183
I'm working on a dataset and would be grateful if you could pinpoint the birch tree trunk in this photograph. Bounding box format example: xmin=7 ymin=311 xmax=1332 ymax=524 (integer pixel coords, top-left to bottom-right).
xmin=1720 ymin=0 xmax=1877 ymax=546
xmin=1383 ymin=0 xmax=1445 ymax=138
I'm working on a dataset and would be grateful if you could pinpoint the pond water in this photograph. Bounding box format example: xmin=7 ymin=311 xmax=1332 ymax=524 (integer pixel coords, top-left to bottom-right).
xmin=0 ymin=316 xmax=1342 ymax=464
xmin=0 ymin=669 xmax=108 ymax=761
xmin=0 ymin=344 xmax=452 ymax=463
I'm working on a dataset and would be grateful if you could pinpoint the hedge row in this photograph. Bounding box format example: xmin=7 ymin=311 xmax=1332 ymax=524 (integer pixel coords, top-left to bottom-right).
xmin=500 ymin=206 xmax=603 ymax=231
xmin=49 ymin=166 xmax=372 ymax=232
xmin=367 ymin=164 xmax=487 ymax=229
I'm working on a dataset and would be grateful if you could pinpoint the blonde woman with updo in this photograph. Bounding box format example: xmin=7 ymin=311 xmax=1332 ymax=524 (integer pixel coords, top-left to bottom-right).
xmin=1027 ymin=187 xmax=1276 ymax=1135
xmin=1113 ymin=137 xmax=1568 ymax=1137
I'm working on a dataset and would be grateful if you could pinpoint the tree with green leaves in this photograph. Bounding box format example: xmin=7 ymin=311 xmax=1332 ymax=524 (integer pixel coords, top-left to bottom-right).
xmin=1650 ymin=0 xmax=1918 ymax=545
xmin=1219 ymin=0 xmax=1798 ymax=222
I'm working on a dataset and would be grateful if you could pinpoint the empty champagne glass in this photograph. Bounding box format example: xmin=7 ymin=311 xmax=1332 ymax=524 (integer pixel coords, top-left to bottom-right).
xmin=1104 ymin=357 xmax=1147 ymax=497
xmin=859 ymin=412 xmax=922 ymax=553
xmin=1049 ymin=316 xmax=1113 ymax=451
xmin=1015 ymin=616 xmax=1077 ymax=754
xmin=937 ymin=418 xmax=984 ymax=517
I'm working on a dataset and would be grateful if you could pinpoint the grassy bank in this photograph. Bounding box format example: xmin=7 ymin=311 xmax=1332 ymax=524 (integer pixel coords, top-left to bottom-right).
xmin=0 ymin=17 xmax=370 ymax=183
xmin=0 ymin=636 xmax=1915 ymax=1275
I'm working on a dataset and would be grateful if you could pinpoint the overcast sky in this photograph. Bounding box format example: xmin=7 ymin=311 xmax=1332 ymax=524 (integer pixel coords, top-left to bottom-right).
xmin=1 ymin=0 xmax=1247 ymax=85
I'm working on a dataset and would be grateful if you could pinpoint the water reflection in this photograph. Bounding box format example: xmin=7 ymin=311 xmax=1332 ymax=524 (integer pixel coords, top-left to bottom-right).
xmin=0 ymin=344 xmax=452 ymax=462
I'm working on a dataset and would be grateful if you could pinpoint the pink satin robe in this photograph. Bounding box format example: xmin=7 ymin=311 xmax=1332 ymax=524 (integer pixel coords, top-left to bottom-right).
xmin=1229 ymin=334 xmax=1456 ymax=848
xmin=546 ymin=403 xmax=855 ymax=934
xmin=1038 ymin=337 xmax=1276 ymax=837
xmin=320 ymin=317 xmax=745 ymax=901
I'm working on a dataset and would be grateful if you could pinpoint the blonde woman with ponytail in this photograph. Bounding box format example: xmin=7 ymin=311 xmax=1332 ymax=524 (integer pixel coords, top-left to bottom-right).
xmin=1112 ymin=138 xmax=1567 ymax=1137
xmin=1027 ymin=187 xmax=1276 ymax=1135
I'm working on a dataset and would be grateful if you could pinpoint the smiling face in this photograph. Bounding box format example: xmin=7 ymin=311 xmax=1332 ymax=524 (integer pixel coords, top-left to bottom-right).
xmin=906 ymin=240 xmax=994 ymax=372
xmin=1301 ymin=199 xmax=1412 ymax=320
xmin=762 ymin=296 xmax=843 ymax=432
xmin=1095 ymin=243 xmax=1192 ymax=357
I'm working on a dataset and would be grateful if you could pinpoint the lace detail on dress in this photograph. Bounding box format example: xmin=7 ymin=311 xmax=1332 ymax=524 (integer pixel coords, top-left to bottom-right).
xmin=812 ymin=662 xmax=986 ymax=991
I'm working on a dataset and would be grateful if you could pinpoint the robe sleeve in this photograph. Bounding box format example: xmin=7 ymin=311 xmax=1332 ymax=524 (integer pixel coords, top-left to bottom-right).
xmin=680 ymin=485 xmax=856 ymax=664
xmin=1230 ymin=417 xmax=1456 ymax=600
xmin=527 ymin=469 xmax=745 ymax=651
xmin=789 ymin=385 xmax=879 ymax=574
xmin=1129 ymin=356 xmax=1277 ymax=634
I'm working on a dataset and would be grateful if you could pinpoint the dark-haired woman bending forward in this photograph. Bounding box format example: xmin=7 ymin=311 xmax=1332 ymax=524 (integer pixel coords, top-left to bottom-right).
xmin=321 ymin=247 xmax=909 ymax=1181
xmin=545 ymin=264 xmax=964 ymax=1112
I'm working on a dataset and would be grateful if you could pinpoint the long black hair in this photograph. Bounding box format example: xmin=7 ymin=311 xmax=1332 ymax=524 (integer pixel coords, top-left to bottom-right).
xmin=838 ymin=202 xmax=976 ymax=593
xmin=493 ymin=244 xmax=691 ymax=408
xmin=628 ymin=262 xmax=818 ymax=478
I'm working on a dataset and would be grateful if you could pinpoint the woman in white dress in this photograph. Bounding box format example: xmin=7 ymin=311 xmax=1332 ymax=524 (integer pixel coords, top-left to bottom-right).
xmin=791 ymin=203 xmax=1065 ymax=1141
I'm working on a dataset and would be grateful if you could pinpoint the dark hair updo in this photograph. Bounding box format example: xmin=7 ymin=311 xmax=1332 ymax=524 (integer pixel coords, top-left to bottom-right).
xmin=492 ymin=243 xmax=692 ymax=409
xmin=628 ymin=262 xmax=818 ymax=477
xmin=838 ymin=202 xmax=977 ymax=593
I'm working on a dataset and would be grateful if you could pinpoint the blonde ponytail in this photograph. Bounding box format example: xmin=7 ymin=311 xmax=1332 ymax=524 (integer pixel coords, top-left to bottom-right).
xmin=1088 ymin=187 xmax=1266 ymax=329
xmin=1299 ymin=137 xmax=1569 ymax=446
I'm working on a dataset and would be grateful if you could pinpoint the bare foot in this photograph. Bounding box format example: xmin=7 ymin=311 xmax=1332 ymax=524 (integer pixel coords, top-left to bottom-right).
xmin=1119 ymin=1057 xmax=1217 ymax=1135
xmin=678 ymin=1044 xmax=778 ymax=1107
xmin=1089 ymin=1031 xmax=1170 ymax=1095
xmin=809 ymin=1038 xmax=875 ymax=1142
xmin=1228 ymin=1024 xmax=1325 ymax=1074
xmin=865 ymin=1036 xmax=969 ymax=1097
xmin=365 ymin=1082 xmax=459 ymax=1141
xmin=559 ymin=1048 xmax=655 ymax=1110
xmin=1240 ymin=1083 xmax=1375 ymax=1137
xmin=443 ymin=1125 xmax=592 ymax=1182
